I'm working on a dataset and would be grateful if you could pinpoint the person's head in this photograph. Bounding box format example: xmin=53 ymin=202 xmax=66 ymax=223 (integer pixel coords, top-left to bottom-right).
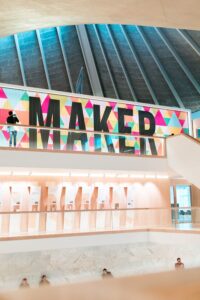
xmin=102 ymin=268 xmax=108 ymax=274
xmin=8 ymin=111 xmax=13 ymax=116
xmin=177 ymin=258 xmax=181 ymax=263
xmin=41 ymin=275 xmax=47 ymax=280
xmin=22 ymin=278 xmax=27 ymax=283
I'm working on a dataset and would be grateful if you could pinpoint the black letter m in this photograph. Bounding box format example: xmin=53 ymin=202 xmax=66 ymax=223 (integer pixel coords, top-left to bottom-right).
xmin=29 ymin=97 xmax=60 ymax=149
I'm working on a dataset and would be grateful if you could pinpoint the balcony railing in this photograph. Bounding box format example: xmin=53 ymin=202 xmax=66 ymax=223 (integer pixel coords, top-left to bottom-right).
xmin=0 ymin=207 xmax=197 ymax=238
xmin=0 ymin=124 xmax=166 ymax=157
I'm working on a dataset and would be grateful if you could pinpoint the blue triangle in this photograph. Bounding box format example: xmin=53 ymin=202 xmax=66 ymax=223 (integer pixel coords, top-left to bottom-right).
xmin=4 ymin=88 xmax=24 ymax=101
xmin=168 ymin=112 xmax=181 ymax=128
xmin=4 ymin=88 xmax=25 ymax=108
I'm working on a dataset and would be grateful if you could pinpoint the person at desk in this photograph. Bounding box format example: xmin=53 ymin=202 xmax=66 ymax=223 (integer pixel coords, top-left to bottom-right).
xmin=7 ymin=111 xmax=19 ymax=147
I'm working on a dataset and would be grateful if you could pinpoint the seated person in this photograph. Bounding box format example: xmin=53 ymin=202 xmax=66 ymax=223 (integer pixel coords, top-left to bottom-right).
xmin=101 ymin=268 xmax=113 ymax=279
xmin=19 ymin=278 xmax=30 ymax=288
xmin=175 ymin=257 xmax=184 ymax=270
xmin=39 ymin=274 xmax=51 ymax=287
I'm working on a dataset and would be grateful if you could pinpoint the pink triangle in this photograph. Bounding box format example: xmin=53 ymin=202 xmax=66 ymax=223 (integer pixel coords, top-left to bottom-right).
xmin=85 ymin=100 xmax=93 ymax=109
xmin=179 ymin=119 xmax=185 ymax=127
xmin=89 ymin=137 xmax=94 ymax=147
xmin=107 ymin=120 xmax=113 ymax=131
xmin=65 ymin=106 xmax=72 ymax=115
xmin=2 ymin=130 xmax=10 ymax=140
xmin=21 ymin=134 xmax=29 ymax=143
xmin=175 ymin=111 xmax=181 ymax=118
xmin=109 ymin=102 xmax=117 ymax=109
xmin=41 ymin=96 xmax=51 ymax=113
xmin=155 ymin=110 xmax=166 ymax=126
xmin=144 ymin=106 xmax=151 ymax=112
xmin=0 ymin=88 xmax=7 ymax=98
xmin=132 ymin=131 xmax=139 ymax=136
xmin=126 ymin=104 xmax=133 ymax=110
xmin=114 ymin=111 xmax=118 ymax=118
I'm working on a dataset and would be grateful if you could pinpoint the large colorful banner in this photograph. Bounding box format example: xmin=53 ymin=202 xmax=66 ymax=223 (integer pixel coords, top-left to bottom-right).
xmin=0 ymin=85 xmax=191 ymax=156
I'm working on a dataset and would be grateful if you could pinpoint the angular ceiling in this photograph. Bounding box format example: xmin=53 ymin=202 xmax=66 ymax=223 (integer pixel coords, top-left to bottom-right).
xmin=1 ymin=24 xmax=200 ymax=112
xmin=1 ymin=0 xmax=200 ymax=36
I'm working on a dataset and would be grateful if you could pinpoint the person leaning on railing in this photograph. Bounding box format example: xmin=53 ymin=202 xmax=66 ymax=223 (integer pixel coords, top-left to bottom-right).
xmin=19 ymin=278 xmax=30 ymax=289
xmin=39 ymin=274 xmax=51 ymax=287
xmin=6 ymin=111 xmax=19 ymax=147
xmin=175 ymin=258 xmax=184 ymax=270
xmin=101 ymin=268 xmax=113 ymax=279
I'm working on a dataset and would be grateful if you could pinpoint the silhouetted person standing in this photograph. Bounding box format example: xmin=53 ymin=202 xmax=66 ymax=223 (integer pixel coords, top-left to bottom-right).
xmin=7 ymin=111 xmax=19 ymax=147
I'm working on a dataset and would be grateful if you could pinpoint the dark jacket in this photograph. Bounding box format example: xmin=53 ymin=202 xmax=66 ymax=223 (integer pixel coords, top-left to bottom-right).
xmin=7 ymin=115 xmax=19 ymax=124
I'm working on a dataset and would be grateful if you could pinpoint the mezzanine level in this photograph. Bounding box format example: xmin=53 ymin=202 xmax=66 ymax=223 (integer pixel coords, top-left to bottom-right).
xmin=0 ymin=124 xmax=169 ymax=174
xmin=0 ymin=207 xmax=198 ymax=240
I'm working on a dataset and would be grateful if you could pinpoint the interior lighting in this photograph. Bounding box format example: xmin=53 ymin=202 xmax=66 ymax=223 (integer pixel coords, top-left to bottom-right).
xmin=120 ymin=183 xmax=130 ymax=187
xmin=13 ymin=171 xmax=30 ymax=176
xmin=145 ymin=174 xmax=156 ymax=179
xmin=32 ymin=172 xmax=69 ymax=177
xmin=71 ymin=172 xmax=88 ymax=177
xmin=94 ymin=182 xmax=103 ymax=187
xmin=117 ymin=174 xmax=129 ymax=178
xmin=130 ymin=174 xmax=144 ymax=179
xmin=105 ymin=173 xmax=116 ymax=178
xmin=156 ymin=175 xmax=169 ymax=179
xmin=0 ymin=171 xmax=11 ymax=175
xmin=90 ymin=173 xmax=104 ymax=178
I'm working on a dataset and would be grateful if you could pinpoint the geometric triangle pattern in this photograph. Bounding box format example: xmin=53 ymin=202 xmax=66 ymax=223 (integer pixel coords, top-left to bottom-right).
xmin=0 ymin=86 xmax=191 ymax=155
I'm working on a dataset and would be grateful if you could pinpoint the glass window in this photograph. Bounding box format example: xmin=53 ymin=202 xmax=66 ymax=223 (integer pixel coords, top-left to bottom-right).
xmin=176 ymin=185 xmax=191 ymax=208
xmin=176 ymin=185 xmax=191 ymax=223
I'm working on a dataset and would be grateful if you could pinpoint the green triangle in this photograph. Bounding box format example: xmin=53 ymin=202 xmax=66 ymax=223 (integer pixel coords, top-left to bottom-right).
xmin=164 ymin=118 xmax=171 ymax=125
xmin=135 ymin=141 xmax=140 ymax=149
xmin=61 ymin=135 xmax=67 ymax=143
xmin=85 ymin=108 xmax=93 ymax=117
xmin=114 ymin=124 xmax=118 ymax=133
xmin=21 ymin=92 xmax=29 ymax=101
xmin=60 ymin=119 xmax=64 ymax=126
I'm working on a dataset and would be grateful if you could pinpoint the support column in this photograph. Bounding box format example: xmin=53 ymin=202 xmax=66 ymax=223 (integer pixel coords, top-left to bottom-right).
xmin=39 ymin=183 xmax=48 ymax=233
xmin=76 ymin=25 xmax=103 ymax=96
